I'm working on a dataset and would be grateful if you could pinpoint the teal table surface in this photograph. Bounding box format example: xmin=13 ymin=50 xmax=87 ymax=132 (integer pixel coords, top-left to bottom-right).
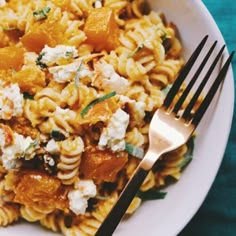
xmin=179 ymin=1 xmax=236 ymax=236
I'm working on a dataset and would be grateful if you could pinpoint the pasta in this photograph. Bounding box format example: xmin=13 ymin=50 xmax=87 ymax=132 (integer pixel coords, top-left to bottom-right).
xmin=57 ymin=137 xmax=84 ymax=185
xmin=0 ymin=0 xmax=197 ymax=235
xmin=0 ymin=203 xmax=19 ymax=227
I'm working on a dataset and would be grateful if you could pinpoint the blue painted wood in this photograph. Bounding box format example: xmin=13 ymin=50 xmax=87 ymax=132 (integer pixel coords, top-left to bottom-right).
xmin=179 ymin=1 xmax=236 ymax=235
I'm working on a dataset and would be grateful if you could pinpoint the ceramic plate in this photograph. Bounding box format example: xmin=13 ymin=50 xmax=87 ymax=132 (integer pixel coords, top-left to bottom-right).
xmin=1 ymin=0 xmax=234 ymax=235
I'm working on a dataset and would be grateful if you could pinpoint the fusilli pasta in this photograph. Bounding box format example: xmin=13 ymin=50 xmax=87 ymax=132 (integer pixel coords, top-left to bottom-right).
xmin=0 ymin=0 xmax=194 ymax=235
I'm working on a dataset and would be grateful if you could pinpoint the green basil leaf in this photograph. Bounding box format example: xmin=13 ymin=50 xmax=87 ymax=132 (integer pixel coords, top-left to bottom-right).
xmin=36 ymin=52 xmax=47 ymax=69
xmin=33 ymin=7 xmax=51 ymax=21
xmin=80 ymin=91 xmax=116 ymax=117
xmin=125 ymin=142 xmax=144 ymax=159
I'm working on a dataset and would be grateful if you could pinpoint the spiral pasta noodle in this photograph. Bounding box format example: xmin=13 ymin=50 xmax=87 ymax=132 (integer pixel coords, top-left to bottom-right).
xmin=57 ymin=137 xmax=84 ymax=185
xmin=20 ymin=205 xmax=52 ymax=222
xmin=155 ymin=144 xmax=188 ymax=187
xmin=0 ymin=203 xmax=19 ymax=226
xmin=40 ymin=211 xmax=67 ymax=232
xmin=0 ymin=0 xmax=195 ymax=234
xmin=125 ymin=127 xmax=145 ymax=147
xmin=66 ymin=192 xmax=118 ymax=236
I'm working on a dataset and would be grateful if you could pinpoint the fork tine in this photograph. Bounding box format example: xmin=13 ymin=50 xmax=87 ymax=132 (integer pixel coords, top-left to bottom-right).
xmin=163 ymin=35 xmax=208 ymax=108
xmin=191 ymin=51 xmax=234 ymax=126
xmin=172 ymin=40 xmax=218 ymax=114
xmin=182 ymin=44 xmax=226 ymax=120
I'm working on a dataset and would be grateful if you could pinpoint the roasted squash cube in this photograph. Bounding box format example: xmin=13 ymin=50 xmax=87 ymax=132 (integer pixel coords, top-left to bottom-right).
xmin=84 ymin=7 xmax=120 ymax=51
xmin=80 ymin=146 xmax=128 ymax=182
xmin=0 ymin=46 xmax=24 ymax=71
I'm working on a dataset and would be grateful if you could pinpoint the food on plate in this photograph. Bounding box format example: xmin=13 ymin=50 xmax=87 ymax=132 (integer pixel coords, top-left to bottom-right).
xmin=0 ymin=0 xmax=195 ymax=235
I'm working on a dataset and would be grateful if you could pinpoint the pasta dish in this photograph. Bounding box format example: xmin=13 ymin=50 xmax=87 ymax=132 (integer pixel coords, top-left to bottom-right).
xmin=0 ymin=0 xmax=192 ymax=235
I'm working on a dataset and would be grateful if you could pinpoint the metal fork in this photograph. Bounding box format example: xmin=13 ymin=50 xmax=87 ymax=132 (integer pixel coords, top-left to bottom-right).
xmin=95 ymin=35 xmax=234 ymax=236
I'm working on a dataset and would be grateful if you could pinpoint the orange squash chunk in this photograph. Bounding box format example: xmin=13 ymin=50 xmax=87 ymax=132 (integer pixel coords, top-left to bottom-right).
xmin=84 ymin=7 xmax=120 ymax=51
xmin=3 ymin=28 xmax=24 ymax=43
xmin=0 ymin=46 xmax=24 ymax=71
xmin=13 ymin=66 xmax=46 ymax=94
xmin=21 ymin=10 xmax=64 ymax=53
xmin=21 ymin=29 xmax=51 ymax=53
xmin=80 ymin=98 xmax=119 ymax=124
xmin=80 ymin=146 xmax=128 ymax=182
xmin=14 ymin=171 xmax=68 ymax=210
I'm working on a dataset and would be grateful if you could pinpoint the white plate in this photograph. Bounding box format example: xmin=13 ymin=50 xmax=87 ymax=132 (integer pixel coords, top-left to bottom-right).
xmin=1 ymin=0 xmax=234 ymax=235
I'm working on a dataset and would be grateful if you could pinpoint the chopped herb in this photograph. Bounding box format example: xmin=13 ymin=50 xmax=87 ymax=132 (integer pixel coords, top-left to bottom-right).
xmin=50 ymin=130 xmax=66 ymax=141
xmin=178 ymin=137 xmax=195 ymax=168
xmin=125 ymin=142 xmax=144 ymax=159
xmin=127 ymin=43 xmax=144 ymax=58
xmin=33 ymin=7 xmax=51 ymax=21
xmin=22 ymin=138 xmax=39 ymax=158
xmin=137 ymin=188 xmax=167 ymax=200
xmin=36 ymin=52 xmax=47 ymax=69
xmin=80 ymin=91 xmax=116 ymax=117
xmin=23 ymin=92 xmax=34 ymax=100
xmin=74 ymin=60 xmax=83 ymax=88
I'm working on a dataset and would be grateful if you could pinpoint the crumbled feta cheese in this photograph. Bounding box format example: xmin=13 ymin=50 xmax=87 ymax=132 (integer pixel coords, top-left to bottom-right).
xmin=43 ymin=154 xmax=55 ymax=167
xmin=0 ymin=84 xmax=23 ymax=120
xmin=93 ymin=61 xmax=129 ymax=94
xmin=74 ymin=180 xmax=97 ymax=197
xmin=45 ymin=139 xmax=60 ymax=154
xmin=94 ymin=0 xmax=102 ymax=8
xmin=39 ymin=45 xmax=78 ymax=66
xmin=68 ymin=180 xmax=97 ymax=215
xmin=119 ymin=95 xmax=146 ymax=121
xmin=98 ymin=108 xmax=130 ymax=152
xmin=0 ymin=133 xmax=36 ymax=170
xmin=49 ymin=60 xmax=94 ymax=83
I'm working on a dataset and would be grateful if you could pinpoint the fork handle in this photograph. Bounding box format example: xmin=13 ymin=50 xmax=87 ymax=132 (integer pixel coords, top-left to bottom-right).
xmin=95 ymin=166 xmax=149 ymax=236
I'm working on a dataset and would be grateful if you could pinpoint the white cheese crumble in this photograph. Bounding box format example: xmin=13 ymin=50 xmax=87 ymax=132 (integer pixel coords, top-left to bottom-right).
xmin=39 ymin=45 xmax=78 ymax=66
xmin=68 ymin=180 xmax=97 ymax=215
xmin=49 ymin=60 xmax=94 ymax=83
xmin=94 ymin=0 xmax=102 ymax=8
xmin=0 ymin=84 xmax=23 ymax=120
xmin=118 ymin=95 xmax=146 ymax=122
xmin=0 ymin=133 xmax=35 ymax=170
xmin=43 ymin=154 xmax=55 ymax=167
xmin=45 ymin=139 xmax=60 ymax=154
xmin=98 ymin=108 xmax=130 ymax=152
xmin=93 ymin=61 xmax=129 ymax=94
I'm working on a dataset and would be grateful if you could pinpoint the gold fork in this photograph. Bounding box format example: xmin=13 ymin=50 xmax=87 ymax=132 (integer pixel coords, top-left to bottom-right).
xmin=95 ymin=35 xmax=234 ymax=236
